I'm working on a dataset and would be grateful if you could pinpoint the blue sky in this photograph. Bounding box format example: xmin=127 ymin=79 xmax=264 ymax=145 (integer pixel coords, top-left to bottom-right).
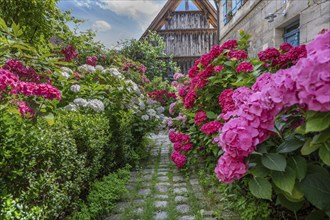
xmin=57 ymin=0 xmax=215 ymax=48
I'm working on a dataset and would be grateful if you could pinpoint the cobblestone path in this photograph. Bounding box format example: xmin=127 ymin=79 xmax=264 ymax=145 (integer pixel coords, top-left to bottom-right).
xmin=105 ymin=133 xmax=218 ymax=220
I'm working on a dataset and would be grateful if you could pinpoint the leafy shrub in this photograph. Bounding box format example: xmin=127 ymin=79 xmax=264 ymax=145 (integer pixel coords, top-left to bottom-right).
xmin=69 ymin=166 xmax=131 ymax=220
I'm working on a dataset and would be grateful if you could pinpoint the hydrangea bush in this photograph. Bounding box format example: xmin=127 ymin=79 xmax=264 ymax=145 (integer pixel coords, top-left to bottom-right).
xmin=166 ymin=30 xmax=330 ymax=218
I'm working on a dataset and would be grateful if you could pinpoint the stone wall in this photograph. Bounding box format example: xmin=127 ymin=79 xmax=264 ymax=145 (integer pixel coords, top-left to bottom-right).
xmin=218 ymin=0 xmax=330 ymax=56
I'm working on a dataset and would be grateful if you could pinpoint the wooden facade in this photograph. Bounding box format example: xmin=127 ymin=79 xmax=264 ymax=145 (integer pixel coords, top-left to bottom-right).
xmin=141 ymin=0 xmax=217 ymax=76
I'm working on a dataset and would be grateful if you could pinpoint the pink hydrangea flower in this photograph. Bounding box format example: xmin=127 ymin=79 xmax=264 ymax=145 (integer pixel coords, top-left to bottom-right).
xmin=214 ymin=153 xmax=248 ymax=184
xmin=173 ymin=72 xmax=184 ymax=80
xmin=61 ymin=44 xmax=79 ymax=61
xmin=214 ymin=65 xmax=224 ymax=72
xmin=171 ymin=151 xmax=187 ymax=169
xmin=182 ymin=143 xmax=193 ymax=152
xmin=218 ymin=89 xmax=235 ymax=114
xmin=17 ymin=101 xmax=34 ymax=118
xmin=0 ymin=69 xmax=19 ymax=92
xmin=201 ymin=121 xmax=223 ymax=136
xmin=173 ymin=142 xmax=182 ymax=151
xmin=236 ymin=61 xmax=254 ymax=73
xmin=184 ymin=88 xmax=197 ymax=109
xmin=228 ymin=50 xmax=248 ymax=60
xmin=86 ymin=56 xmax=98 ymax=66
xmin=194 ymin=110 xmax=207 ymax=125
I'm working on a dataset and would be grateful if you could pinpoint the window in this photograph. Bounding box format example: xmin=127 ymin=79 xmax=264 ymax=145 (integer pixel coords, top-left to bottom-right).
xmin=283 ymin=21 xmax=300 ymax=46
xmin=232 ymin=0 xmax=243 ymax=14
xmin=222 ymin=0 xmax=228 ymax=24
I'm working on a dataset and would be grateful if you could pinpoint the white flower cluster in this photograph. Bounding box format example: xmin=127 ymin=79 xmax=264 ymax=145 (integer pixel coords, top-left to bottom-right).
xmin=95 ymin=65 xmax=104 ymax=71
xmin=78 ymin=64 xmax=96 ymax=74
xmin=102 ymin=68 xmax=124 ymax=79
xmin=59 ymin=67 xmax=73 ymax=79
xmin=70 ymin=84 xmax=80 ymax=93
xmin=65 ymin=98 xmax=105 ymax=112
xmin=126 ymin=80 xmax=141 ymax=95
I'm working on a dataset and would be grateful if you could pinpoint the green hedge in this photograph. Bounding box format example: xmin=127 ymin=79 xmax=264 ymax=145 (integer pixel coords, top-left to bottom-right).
xmin=0 ymin=109 xmax=147 ymax=219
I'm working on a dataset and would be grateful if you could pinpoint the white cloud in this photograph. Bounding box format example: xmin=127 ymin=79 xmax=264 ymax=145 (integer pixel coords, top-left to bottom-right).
xmin=92 ymin=20 xmax=112 ymax=32
xmin=74 ymin=0 xmax=94 ymax=8
xmin=97 ymin=0 xmax=166 ymax=29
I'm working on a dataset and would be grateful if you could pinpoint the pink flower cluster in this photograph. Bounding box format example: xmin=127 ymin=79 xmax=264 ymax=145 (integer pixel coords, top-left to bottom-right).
xmin=182 ymin=39 xmax=251 ymax=110
xmin=17 ymin=101 xmax=34 ymax=118
xmin=122 ymin=62 xmax=147 ymax=74
xmin=3 ymin=60 xmax=49 ymax=83
xmin=201 ymin=121 xmax=223 ymax=136
xmin=169 ymin=131 xmax=194 ymax=168
xmin=236 ymin=61 xmax=253 ymax=73
xmin=148 ymin=90 xmax=177 ymax=106
xmin=61 ymin=44 xmax=79 ymax=61
xmin=218 ymin=89 xmax=235 ymax=114
xmin=258 ymin=43 xmax=307 ymax=69
xmin=86 ymin=56 xmax=98 ymax=66
xmin=171 ymin=151 xmax=187 ymax=169
xmin=173 ymin=72 xmax=184 ymax=81
xmin=194 ymin=110 xmax=207 ymax=125
xmin=0 ymin=69 xmax=61 ymax=101
xmin=215 ymin=30 xmax=330 ymax=183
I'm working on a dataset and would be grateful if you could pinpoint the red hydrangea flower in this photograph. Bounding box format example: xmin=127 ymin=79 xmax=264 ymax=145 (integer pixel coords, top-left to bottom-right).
xmin=214 ymin=65 xmax=224 ymax=72
xmin=171 ymin=151 xmax=187 ymax=169
xmin=61 ymin=44 xmax=79 ymax=61
xmin=0 ymin=69 xmax=19 ymax=92
xmin=184 ymin=88 xmax=197 ymax=109
xmin=86 ymin=56 xmax=98 ymax=66
xmin=222 ymin=39 xmax=238 ymax=50
xmin=200 ymin=121 xmax=223 ymax=136
xmin=219 ymin=89 xmax=235 ymax=114
xmin=236 ymin=61 xmax=254 ymax=73
xmin=279 ymin=42 xmax=293 ymax=53
xmin=228 ymin=50 xmax=248 ymax=60
xmin=182 ymin=143 xmax=193 ymax=152
xmin=173 ymin=142 xmax=182 ymax=151
xmin=17 ymin=101 xmax=34 ymax=118
xmin=194 ymin=110 xmax=207 ymax=125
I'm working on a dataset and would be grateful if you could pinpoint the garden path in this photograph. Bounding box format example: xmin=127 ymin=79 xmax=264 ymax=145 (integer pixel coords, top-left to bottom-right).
xmin=104 ymin=132 xmax=218 ymax=220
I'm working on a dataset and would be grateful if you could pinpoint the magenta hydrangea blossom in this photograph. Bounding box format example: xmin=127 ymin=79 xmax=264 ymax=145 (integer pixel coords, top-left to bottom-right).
xmin=236 ymin=61 xmax=254 ymax=73
xmin=200 ymin=121 xmax=223 ymax=136
xmin=171 ymin=151 xmax=187 ymax=169
xmin=194 ymin=110 xmax=207 ymax=125
xmin=214 ymin=153 xmax=248 ymax=184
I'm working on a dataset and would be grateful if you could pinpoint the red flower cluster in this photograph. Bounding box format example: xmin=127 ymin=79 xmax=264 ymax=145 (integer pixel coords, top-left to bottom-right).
xmin=3 ymin=60 xmax=50 ymax=83
xmin=0 ymin=69 xmax=61 ymax=101
xmin=194 ymin=110 xmax=207 ymax=125
xmin=86 ymin=56 xmax=98 ymax=66
xmin=122 ymin=62 xmax=147 ymax=74
xmin=148 ymin=89 xmax=177 ymax=106
xmin=169 ymin=131 xmax=193 ymax=168
xmin=218 ymin=89 xmax=235 ymax=114
xmin=61 ymin=44 xmax=79 ymax=62
xmin=183 ymin=39 xmax=242 ymax=109
xmin=258 ymin=43 xmax=307 ymax=69
xmin=17 ymin=101 xmax=34 ymax=118
xmin=236 ymin=61 xmax=254 ymax=73
xmin=200 ymin=121 xmax=223 ymax=136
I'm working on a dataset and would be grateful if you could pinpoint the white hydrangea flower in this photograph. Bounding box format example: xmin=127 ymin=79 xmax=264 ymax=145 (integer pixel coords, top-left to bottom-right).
xmin=78 ymin=64 xmax=96 ymax=74
xmin=60 ymin=71 xmax=70 ymax=79
xmin=109 ymin=68 xmax=124 ymax=79
xmin=70 ymin=84 xmax=80 ymax=93
xmin=87 ymin=99 xmax=104 ymax=112
xmin=146 ymin=99 xmax=156 ymax=106
xmin=95 ymin=65 xmax=104 ymax=71
xmin=141 ymin=115 xmax=149 ymax=121
xmin=60 ymin=67 xmax=73 ymax=74
xmin=139 ymin=101 xmax=145 ymax=110
xmin=156 ymin=106 xmax=165 ymax=114
xmin=65 ymin=103 xmax=77 ymax=111
xmin=147 ymin=109 xmax=156 ymax=117
xmin=73 ymin=98 xmax=88 ymax=107
xmin=126 ymin=80 xmax=141 ymax=95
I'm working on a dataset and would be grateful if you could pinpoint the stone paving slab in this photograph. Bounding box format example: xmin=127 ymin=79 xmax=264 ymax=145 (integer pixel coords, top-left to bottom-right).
xmin=104 ymin=132 xmax=232 ymax=220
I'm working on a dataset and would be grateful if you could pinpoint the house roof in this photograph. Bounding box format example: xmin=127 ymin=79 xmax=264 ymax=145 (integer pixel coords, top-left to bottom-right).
xmin=140 ymin=0 xmax=217 ymax=39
